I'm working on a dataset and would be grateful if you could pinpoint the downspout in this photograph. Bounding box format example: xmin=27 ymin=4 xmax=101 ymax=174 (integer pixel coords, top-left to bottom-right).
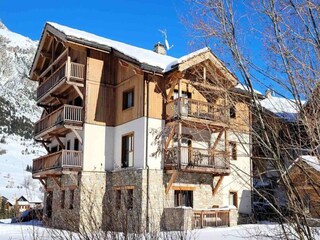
xmin=145 ymin=72 xmax=150 ymax=232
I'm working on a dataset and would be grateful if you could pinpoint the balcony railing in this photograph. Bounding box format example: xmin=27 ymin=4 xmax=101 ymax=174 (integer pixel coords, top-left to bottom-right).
xmin=34 ymin=105 xmax=83 ymax=137
xmin=165 ymin=146 xmax=230 ymax=170
xmin=32 ymin=150 xmax=83 ymax=174
xmin=193 ymin=209 xmax=230 ymax=228
xmin=37 ymin=61 xmax=85 ymax=101
xmin=166 ymin=98 xmax=229 ymax=124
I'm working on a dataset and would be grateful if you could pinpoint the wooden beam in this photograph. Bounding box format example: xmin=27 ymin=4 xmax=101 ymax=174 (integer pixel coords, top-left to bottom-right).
xmin=41 ymin=142 xmax=50 ymax=153
xmin=71 ymin=85 xmax=84 ymax=100
xmin=39 ymin=179 xmax=47 ymax=190
xmin=166 ymin=171 xmax=178 ymax=194
xmin=69 ymin=126 xmax=83 ymax=144
xmin=165 ymin=125 xmax=176 ymax=150
xmin=54 ymin=135 xmax=65 ymax=149
xmin=213 ymin=176 xmax=224 ymax=196
xmin=203 ymin=66 xmax=207 ymax=84
xmin=50 ymin=93 xmax=68 ymax=99
xmin=166 ymin=78 xmax=179 ymax=102
xmin=211 ymin=131 xmax=224 ymax=152
xmin=40 ymin=50 xmax=51 ymax=59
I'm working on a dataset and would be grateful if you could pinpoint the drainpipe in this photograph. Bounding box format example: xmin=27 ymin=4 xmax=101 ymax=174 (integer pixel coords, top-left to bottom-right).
xmin=145 ymin=72 xmax=150 ymax=232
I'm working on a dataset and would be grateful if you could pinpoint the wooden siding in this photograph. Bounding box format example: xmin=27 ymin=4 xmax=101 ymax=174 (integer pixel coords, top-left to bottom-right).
xmin=114 ymin=63 xmax=144 ymax=125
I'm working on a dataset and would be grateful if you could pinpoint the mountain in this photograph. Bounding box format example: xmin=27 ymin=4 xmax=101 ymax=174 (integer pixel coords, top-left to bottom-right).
xmin=0 ymin=21 xmax=44 ymax=205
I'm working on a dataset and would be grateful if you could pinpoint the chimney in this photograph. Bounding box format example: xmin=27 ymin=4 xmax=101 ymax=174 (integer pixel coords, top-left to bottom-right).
xmin=154 ymin=42 xmax=166 ymax=55
xmin=265 ymin=88 xmax=273 ymax=98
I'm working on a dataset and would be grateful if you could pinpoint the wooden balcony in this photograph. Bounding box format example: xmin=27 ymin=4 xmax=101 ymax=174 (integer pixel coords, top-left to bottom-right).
xmin=32 ymin=150 xmax=83 ymax=177
xmin=164 ymin=146 xmax=230 ymax=175
xmin=34 ymin=104 xmax=83 ymax=139
xmin=166 ymin=98 xmax=229 ymax=128
xmin=37 ymin=61 xmax=85 ymax=102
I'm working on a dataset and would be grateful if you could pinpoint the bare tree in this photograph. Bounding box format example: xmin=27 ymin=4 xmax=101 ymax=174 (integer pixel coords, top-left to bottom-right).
xmin=185 ymin=0 xmax=320 ymax=239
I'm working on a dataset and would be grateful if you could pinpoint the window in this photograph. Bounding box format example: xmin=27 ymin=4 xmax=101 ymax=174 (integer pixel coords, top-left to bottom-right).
xmin=229 ymin=142 xmax=237 ymax=160
xmin=123 ymin=89 xmax=134 ymax=110
xmin=69 ymin=189 xmax=75 ymax=209
xmin=122 ymin=134 xmax=134 ymax=168
xmin=115 ymin=190 xmax=121 ymax=210
xmin=61 ymin=190 xmax=65 ymax=209
xmin=174 ymin=190 xmax=193 ymax=207
xmin=173 ymin=90 xmax=191 ymax=99
xmin=46 ymin=191 xmax=53 ymax=218
xmin=127 ymin=189 xmax=133 ymax=210
xmin=74 ymin=139 xmax=79 ymax=151
xmin=230 ymin=105 xmax=236 ymax=119
xmin=66 ymin=140 xmax=71 ymax=150
xmin=229 ymin=191 xmax=238 ymax=208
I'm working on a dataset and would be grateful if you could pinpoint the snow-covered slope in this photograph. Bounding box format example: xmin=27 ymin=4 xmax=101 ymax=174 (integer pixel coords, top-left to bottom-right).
xmin=0 ymin=21 xmax=43 ymax=203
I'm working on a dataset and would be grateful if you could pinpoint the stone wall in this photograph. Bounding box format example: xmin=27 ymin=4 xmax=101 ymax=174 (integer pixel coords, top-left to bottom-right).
xmin=44 ymin=174 xmax=81 ymax=231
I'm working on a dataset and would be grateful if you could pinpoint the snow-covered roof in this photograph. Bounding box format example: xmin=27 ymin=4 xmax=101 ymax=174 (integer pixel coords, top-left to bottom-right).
xmin=260 ymin=95 xmax=303 ymax=121
xmin=234 ymin=83 xmax=262 ymax=95
xmin=48 ymin=22 xmax=181 ymax=73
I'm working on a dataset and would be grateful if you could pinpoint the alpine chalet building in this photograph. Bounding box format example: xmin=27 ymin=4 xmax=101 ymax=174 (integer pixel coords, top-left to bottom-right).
xmin=29 ymin=22 xmax=252 ymax=232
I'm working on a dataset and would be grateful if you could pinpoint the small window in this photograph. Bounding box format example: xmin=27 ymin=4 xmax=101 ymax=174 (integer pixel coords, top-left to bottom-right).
xmin=174 ymin=190 xmax=193 ymax=207
xmin=230 ymin=105 xmax=236 ymax=119
xmin=115 ymin=190 xmax=121 ymax=210
xmin=66 ymin=140 xmax=71 ymax=150
xmin=122 ymin=134 xmax=134 ymax=168
xmin=61 ymin=190 xmax=65 ymax=209
xmin=127 ymin=189 xmax=133 ymax=210
xmin=74 ymin=139 xmax=79 ymax=151
xmin=229 ymin=191 xmax=238 ymax=208
xmin=229 ymin=142 xmax=237 ymax=160
xmin=123 ymin=89 xmax=134 ymax=110
xmin=69 ymin=189 xmax=75 ymax=209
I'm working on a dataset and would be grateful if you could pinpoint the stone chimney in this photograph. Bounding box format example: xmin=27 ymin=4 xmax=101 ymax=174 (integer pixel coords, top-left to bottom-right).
xmin=154 ymin=42 xmax=166 ymax=55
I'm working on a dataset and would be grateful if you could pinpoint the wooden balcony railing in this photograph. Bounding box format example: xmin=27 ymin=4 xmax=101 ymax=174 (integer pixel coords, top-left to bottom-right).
xmin=32 ymin=150 xmax=83 ymax=174
xmin=34 ymin=105 xmax=83 ymax=137
xmin=165 ymin=146 xmax=230 ymax=170
xmin=166 ymin=98 xmax=229 ymax=124
xmin=193 ymin=209 xmax=230 ymax=228
xmin=37 ymin=61 xmax=85 ymax=101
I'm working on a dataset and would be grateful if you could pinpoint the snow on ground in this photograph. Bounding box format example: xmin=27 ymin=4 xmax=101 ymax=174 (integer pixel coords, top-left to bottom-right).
xmin=0 ymin=222 xmax=319 ymax=240
xmin=0 ymin=134 xmax=45 ymax=203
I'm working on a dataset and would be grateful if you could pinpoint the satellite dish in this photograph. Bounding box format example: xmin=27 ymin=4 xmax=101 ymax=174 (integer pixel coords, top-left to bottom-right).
xmin=159 ymin=29 xmax=174 ymax=50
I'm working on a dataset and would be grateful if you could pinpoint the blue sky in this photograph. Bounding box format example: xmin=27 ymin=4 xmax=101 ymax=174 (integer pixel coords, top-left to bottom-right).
xmin=0 ymin=0 xmax=192 ymax=58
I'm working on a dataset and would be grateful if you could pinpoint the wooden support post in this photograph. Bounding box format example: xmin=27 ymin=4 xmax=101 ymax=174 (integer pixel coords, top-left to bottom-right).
xmin=39 ymin=179 xmax=47 ymax=190
xmin=54 ymin=135 xmax=65 ymax=149
xmin=225 ymin=129 xmax=229 ymax=159
xmin=165 ymin=171 xmax=178 ymax=194
xmin=68 ymin=126 xmax=83 ymax=144
xmin=67 ymin=54 xmax=71 ymax=81
xmin=72 ymin=85 xmax=84 ymax=100
xmin=165 ymin=124 xmax=176 ymax=150
xmin=166 ymin=79 xmax=178 ymax=102
xmin=41 ymin=142 xmax=50 ymax=153
xmin=203 ymin=66 xmax=206 ymax=84
xmin=211 ymin=130 xmax=224 ymax=152
xmin=213 ymin=176 xmax=224 ymax=196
